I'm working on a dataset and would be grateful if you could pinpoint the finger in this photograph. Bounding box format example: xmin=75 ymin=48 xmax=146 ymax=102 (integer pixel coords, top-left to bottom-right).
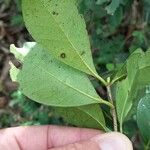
xmin=50 ymin=132 xmax=133 ymax=150
xmin=47 ymin=125 xmax=102 ymax=147
xmin=0 ymin=125 xmax=102 ymax=150
xmin=50 ymin=139 xmax=100 ymax=150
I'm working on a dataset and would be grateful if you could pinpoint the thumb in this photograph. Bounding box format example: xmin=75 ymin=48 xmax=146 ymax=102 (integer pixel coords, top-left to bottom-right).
xmin=50 ymin=132 xmax=133 ymax=150
xmin=91 ymin=132 xmax=133 ymax=150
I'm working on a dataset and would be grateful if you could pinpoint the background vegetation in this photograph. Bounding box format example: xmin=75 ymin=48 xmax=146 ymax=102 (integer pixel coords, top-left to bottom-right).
xmin=0 ymin=0 xmax=150 ymax=149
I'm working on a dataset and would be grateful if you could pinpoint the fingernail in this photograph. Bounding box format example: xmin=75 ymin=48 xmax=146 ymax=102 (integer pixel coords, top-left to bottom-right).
xmin=91 ymin=132 xmax=133 ymax=150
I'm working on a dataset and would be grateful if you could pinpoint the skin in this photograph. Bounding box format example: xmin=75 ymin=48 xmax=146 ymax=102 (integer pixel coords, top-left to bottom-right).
xmin=0 ymin=125 xmax=133 ymax=150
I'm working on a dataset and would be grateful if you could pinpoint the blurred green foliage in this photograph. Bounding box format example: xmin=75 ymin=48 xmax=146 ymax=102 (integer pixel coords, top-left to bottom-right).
xmin=10 ymin=0 xmax=24 ymax=26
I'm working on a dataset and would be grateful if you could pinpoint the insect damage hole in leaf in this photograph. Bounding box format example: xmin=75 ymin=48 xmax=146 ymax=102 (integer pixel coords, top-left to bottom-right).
xmin=60 ymin=53 xmax=66 ymax=59
xmin=52 ymin=11 xmax=59 ymax=16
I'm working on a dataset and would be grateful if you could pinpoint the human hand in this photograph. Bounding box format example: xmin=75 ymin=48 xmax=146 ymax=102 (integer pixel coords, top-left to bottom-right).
xmin=0 ymin=125 xmax=133 ymax=150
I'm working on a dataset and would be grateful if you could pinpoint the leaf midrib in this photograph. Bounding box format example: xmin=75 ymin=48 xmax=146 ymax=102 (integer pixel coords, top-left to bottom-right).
xmin=39 ymin=0 xmax=96 ymax=75
xmin=23 ymin=58 xmax=103 ymax=104
xmin=78 ymin=107 xmax=107 ymax=130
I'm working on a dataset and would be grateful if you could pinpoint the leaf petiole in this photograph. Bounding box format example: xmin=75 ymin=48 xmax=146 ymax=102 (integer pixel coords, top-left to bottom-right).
xmin=94 ymin=73 xmax=108 ymax=86
xmin=100 ymin=99 xmax=114 ymax=109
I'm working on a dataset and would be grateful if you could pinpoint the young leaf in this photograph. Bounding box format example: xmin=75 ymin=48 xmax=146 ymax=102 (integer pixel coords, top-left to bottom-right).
xmin=137 ymin=93 xmax=150 ymax=144
xmin=10 ymin=43 xmax=111 ymax=107
xmin=105 ymin=0 xmax=120 ymax=15
xmin=22 ymin=0 xmax=105 ymax=84
xmin=115 ymin=49 xmax=150 ymax=131
xmin=54 ymin=104 xmax=107 ymax=131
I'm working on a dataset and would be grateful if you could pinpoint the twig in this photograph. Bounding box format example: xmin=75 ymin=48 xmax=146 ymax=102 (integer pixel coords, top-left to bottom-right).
xmin=106 ymin=78 xmax=118 ymax=132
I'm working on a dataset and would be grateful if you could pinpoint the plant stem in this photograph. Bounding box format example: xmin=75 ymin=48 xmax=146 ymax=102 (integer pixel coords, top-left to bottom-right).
xmin=95 ymin=73 xmax=118 ymax=131
xmin=106 ymin=81 xmax=118 ymax=132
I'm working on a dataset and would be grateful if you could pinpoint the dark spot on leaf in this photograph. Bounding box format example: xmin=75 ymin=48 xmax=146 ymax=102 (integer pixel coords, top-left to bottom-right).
xmin=60 ymin=53 xmax=66 ymax=59
xmin=52 ymin=11 xmax=59 ymax=15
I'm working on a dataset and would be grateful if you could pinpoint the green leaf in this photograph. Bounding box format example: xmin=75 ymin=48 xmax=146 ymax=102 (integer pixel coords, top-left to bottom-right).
xmin=105 ymin=0 xmax=120 ymax=15
xmin=54 ymin=104 xmax=107 ymax=131
xmin=10 ymin=43 xmax=111 ymax=107
xmin=108 ymin=6 xmax=123 ymax=28
xmin=22 ymin=0 xmax=104 ymax=83
xmin=115 ymin=48 xmax=150 ymax=131
xmin=73 ymin=0 xmax=82 ymax=5
xmin=96 ymin=0 xmax=108 ymax=5
xmin=95 ymin=0 xmax=120 ymax=15
xmin=137 ymin=92 xmax=150 ymax=144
